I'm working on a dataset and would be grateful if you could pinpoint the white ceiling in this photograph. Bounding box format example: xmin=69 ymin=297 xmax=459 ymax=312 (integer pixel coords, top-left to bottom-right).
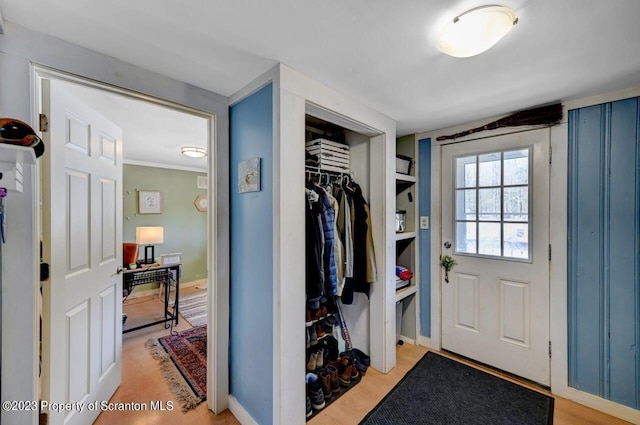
xmin=56 ymin=81 xmax=209 ymax=171
xmin=2 ymin=0 xmax=640 ymax=140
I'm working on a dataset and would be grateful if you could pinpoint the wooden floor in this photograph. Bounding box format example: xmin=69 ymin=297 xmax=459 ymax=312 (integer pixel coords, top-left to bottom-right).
xmin=94 ymin=288 xmax=239 ymax=425
xmin=95 ymin=288 xmax=632 ymax=425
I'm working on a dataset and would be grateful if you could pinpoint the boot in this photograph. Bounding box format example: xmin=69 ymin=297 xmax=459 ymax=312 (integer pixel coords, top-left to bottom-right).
xmin=338 ymin=358 xmax=352 ymax=387
xmin=327 ymin=365 xmax=340 ymax=394
xmin=318 ymin=368 xmax=333 ymax=400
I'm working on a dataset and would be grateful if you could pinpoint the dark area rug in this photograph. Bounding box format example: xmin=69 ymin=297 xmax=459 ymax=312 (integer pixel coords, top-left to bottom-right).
xmin=146 ymin=325 xmax=207 ymax=411
xmin=360 ymin=352 xmax=554 ymax=425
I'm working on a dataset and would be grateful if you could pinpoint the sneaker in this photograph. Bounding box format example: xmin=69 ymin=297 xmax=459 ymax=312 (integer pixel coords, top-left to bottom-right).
xmin=316 ymin=324 xmax=326 ymax=339
xmin=305 ymin=309 xmax=313 ymax=327
xmin=306 ymin=373 xmax=325 ymax=410
xmin=306 ymin=396 xmax=313 ymax=418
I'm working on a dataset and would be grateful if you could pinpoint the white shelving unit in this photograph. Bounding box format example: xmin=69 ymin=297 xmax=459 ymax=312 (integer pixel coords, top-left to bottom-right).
xmin=395 ymin=135 xmax=419 ymax=344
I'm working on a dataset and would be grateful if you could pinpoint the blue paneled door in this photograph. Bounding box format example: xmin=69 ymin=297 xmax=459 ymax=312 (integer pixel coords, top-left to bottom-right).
xmin=568 ymin=97 xmax=640 ymax=410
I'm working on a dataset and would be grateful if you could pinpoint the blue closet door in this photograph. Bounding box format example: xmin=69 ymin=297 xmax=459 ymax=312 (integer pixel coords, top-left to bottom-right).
xmin=568 ymin=97 xmax=640 ymax=409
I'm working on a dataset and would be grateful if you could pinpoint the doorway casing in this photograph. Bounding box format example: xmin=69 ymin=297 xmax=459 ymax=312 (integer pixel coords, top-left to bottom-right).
xmin=31 ymin=64 xmax=229 ymax=415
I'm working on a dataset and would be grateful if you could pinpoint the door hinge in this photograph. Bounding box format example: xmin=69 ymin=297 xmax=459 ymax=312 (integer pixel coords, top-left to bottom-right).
xmin=549 ymin=341 xmax=552 ymax=358
xmin=548 ymin=244 xmax=552 ymax=261
xmin=39 ymin=113 xmax=49 ymax=132
xmin=549 ymin=145 xmax=552 ymax=164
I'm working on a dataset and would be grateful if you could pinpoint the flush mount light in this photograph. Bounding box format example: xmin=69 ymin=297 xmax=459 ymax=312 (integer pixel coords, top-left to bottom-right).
xmin=436 ymin=5 xmax=518 ymax=58
xmin=181 ymin=146 xmax=207 ymax=158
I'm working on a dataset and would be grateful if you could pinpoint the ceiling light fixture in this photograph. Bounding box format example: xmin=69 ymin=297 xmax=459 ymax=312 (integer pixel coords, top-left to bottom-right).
xmin=181 ymin=146 xmax=207 ymax=158
xmin=436 ymin=5 xmax=518 ymax=58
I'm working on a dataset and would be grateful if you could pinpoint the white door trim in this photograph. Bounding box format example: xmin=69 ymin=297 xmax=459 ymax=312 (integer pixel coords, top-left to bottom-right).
xmin=30 ymin=64 xmax=229 ymax=414
xmin=425 ymin=117 xmax=640 ymax=423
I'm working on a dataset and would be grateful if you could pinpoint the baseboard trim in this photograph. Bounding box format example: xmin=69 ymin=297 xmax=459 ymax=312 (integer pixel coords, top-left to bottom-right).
xmin=417 ymin=335 xmax=432 ymax=348
xmin=228 ymin=395 xmax=258 ymax=425
xmin=398 ymin=335 xmax=416 ymax=345
xmin=553 ymin=386 xmax=640 ymax=424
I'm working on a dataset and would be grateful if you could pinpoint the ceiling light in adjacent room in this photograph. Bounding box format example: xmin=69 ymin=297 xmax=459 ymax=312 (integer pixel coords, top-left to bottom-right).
xmin=181 ymin=146 xmax=207 ymax=158
xmin=436 ymin=5 xmax=518 ymax=58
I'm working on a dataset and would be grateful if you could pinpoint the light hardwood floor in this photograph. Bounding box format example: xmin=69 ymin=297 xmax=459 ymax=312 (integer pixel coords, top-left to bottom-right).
xmin=96 ymin=289 xmax=632 ymax=425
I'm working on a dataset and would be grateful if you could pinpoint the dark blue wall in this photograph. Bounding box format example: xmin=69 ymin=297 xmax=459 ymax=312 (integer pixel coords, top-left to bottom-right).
xmin=229 ymin=83 xmax=274 ymax=423
xmin=568 ymin=97 xmax=640 ymax=409
xmin=419 ymin=138 xmax=432 ymax=337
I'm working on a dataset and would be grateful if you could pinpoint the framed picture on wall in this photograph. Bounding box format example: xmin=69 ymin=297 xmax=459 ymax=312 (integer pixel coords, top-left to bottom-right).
xmin=139 ymin=190 xmax=162 ymax=214
xmin=238 ymin=157 xmax=261 ymax=193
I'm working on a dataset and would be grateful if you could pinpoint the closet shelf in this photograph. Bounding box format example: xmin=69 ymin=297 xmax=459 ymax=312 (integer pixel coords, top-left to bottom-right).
xmin=395 ymin=173 xmax=417 ymax=183
xmin=395 ymin=284 xmax=418 ymax=302
xmin=395 ymin=231 xmax=416 ymax=241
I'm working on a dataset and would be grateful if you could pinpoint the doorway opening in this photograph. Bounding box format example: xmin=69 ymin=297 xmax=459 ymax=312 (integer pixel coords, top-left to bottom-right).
xmin=33 ymin=67 xmax=220 ymax=424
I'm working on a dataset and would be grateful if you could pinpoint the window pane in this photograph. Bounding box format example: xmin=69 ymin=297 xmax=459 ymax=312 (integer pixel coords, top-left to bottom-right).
xmin=503 ymin=223 xmax=529 ymax=259
xmin=478 ymin=222 xmax=501 ymax=256
xmin=478 ymin=188 xmax=501 ymax=221
xmin=456 ymin=221 xmax=476 ymax=254
xmin=504 ymin=149 xmax=529 ymax=185
xmin=456 ymin=189 xmax=476 ymax=220
xmin=504 ymin=187 xmax=528 ymax=222
xmin=456 ymin=156 xmax=476 ymax=188
xmin=478 ymin=152 xmax=501 ymax=187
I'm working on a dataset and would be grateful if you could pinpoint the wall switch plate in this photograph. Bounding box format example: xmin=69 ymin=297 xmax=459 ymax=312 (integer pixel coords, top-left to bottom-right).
xmin=420 ymin=216 xmax=429 ymax=229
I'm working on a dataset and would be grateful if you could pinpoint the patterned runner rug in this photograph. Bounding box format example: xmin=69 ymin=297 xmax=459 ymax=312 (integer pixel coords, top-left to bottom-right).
xmin=146 ymin=325 xmax=207 ymax=411
xmin=177 ymin=289 xmax=207 ymax=327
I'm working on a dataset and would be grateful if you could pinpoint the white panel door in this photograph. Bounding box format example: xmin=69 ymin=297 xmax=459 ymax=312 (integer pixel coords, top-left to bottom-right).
xmin=41 ymin=79 xmax=123 ymax=425
xmin=441 ymin=129 xmax=550 ymax=386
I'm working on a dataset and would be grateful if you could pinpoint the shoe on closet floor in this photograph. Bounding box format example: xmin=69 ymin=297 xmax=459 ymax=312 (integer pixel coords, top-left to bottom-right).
xmin=309 ymin=326 xmax=318 ymax=346
xmin=306 ymin=373 xmax=325 ymax=410
xmin=306 ymin=352 xmax=318 ymax=371
xmin=327 ymin=365 xmax=340 ymax=394
xmin=306 ymin=396 xmax=313 ymax=418
xmin=341 ymin=349 xmax=368 ymax=376
xmin=315 ymin=349 xmax=324 ymax=368
xmin=306 ymin=309 xmax=313 ymax=327
xmin=338 ymin=358 xmax=352 ymax=387
xmin=318 ymin=368 xmax=333 ymax=401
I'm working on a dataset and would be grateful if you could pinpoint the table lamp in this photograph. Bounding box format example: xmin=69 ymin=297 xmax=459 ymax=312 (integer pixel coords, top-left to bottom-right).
xmin=136 ymin=226 xmax=164 ymax=264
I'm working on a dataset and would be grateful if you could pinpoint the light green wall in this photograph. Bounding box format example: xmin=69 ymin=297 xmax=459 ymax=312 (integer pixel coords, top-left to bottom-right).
xmin=123 ymin=164 xmax=207 ymax=287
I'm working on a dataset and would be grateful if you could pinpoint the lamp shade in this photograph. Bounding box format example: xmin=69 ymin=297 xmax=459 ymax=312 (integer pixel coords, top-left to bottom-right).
xmin=136 ymin=226 xmax=164 ymax=245
xmin=436 ymin=5 xmax=518 ymax=58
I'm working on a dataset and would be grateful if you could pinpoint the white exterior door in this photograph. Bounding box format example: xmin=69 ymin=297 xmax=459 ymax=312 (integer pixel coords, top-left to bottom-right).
xmin=41 ymin=79 xmax=123 ymax=425
xmin=441 ymin=129 xmax=550 ymax=386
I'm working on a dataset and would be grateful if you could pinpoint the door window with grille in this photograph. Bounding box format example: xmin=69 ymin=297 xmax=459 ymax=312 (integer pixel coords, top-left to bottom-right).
xmin=454 ymin=148 xmax=531 ymax=260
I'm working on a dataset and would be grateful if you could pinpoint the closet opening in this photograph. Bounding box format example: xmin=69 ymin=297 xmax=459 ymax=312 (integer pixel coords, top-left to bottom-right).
xmin=304 ymin=112 xmax=379 ymax=420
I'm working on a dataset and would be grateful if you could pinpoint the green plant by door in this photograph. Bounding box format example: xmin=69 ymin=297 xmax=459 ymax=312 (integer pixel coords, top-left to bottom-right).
xmin=440 ymin=255 xmax=457 ymax=283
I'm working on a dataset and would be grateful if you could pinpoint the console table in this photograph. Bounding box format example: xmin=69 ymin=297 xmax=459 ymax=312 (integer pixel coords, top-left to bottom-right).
xmin=122 ymin=263 xmax=181 ymax=333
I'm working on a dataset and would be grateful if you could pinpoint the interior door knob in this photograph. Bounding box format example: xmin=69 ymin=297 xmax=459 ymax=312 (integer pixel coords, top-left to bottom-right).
xmin=116 ymin=266 xmax=124 ymax=274
xmin=444 ymin=241 xmax=452 ymax=249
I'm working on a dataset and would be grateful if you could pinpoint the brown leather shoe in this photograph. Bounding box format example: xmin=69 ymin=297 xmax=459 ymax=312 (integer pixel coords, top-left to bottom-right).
xmin=338 ymin=358 xmax=352 ymax=387
xmin=327 ymin=365 xmax=340 ymax=394
xmin=318 ymin=368 xmax=333 ymax=400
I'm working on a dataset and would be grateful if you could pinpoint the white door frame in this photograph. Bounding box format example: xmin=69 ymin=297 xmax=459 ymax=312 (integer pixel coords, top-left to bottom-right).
xmin=428 ymin=127 xmax=552 ymax=361
xmin=30 ymin=65 xmax=229 ymax=414
xmin=426 ymin=113 xmax=640 ymax=424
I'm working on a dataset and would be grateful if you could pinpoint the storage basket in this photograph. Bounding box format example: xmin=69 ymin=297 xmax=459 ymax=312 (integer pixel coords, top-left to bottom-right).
xmin=305 ymin=138 xmax=350 ymax=173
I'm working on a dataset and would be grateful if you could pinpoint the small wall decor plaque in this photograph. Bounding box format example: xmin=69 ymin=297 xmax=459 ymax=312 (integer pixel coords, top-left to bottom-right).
xmin=238 ymin=157 xmax=261 ymax=193
xmin=138 ymin=190 xmax=162 ymax=214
